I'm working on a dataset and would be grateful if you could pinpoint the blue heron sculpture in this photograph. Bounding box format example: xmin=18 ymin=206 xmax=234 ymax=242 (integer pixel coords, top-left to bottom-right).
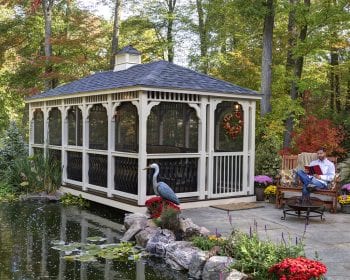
xmin=144 ymin=163 xmax=180 ymax=205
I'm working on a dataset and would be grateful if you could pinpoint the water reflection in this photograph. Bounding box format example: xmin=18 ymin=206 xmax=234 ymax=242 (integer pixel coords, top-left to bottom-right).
xmin=0 ymin=201 xmax=187 ymax=280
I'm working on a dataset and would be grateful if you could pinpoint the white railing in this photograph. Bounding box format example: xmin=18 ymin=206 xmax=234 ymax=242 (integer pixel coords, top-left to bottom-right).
xmin=210 ymin=152 xmax=245 ymax=198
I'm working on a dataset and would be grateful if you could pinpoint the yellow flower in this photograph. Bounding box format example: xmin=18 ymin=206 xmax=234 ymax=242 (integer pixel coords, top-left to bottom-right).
xmin=338 ymin=195 xmax=350 ymax=205
xmin=264 ymin=185 xmax=277 ymax=196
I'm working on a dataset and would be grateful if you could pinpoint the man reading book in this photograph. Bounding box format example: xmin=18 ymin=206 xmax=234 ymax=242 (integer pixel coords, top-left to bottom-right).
xmin=295 ymin=147 xmax=335 ymax=198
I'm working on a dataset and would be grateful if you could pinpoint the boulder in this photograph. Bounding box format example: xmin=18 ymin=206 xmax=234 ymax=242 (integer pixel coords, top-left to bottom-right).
xmin=165 ymin=241 xmax=202 ymax=270
xmin=199 ymin=226 xmax=211 ymax=236
xmin=146 ymin=229 xmax=176 ymax=257
xmin=225 ymin=269 xmax=249 ymax=280
xmin=135 ymin=227 xmax=160 ymax=248
xmin=188 ymin=250 xmax=210 ymax=279
xmin=124 ymin=213 xmax=148 ymax=230
xmin=120 ymin=214 xmax=148 ymax=242
xmin=202 ymin=256 xmax=235 ymax=280
xmin=179 ymin=218 xmax=201 ymax=239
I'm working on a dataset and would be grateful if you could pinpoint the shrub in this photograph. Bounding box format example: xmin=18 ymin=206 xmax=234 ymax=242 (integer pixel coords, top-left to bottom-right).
xmin=191 ymin=235 xmax=227 ymax=254
xmin=255 ymin=139 xmax=281 ymax=177
xmin=224 ymin=231 xmax=305 ymax=279
xmin=154 ymin=204 xmax=181 ymax=232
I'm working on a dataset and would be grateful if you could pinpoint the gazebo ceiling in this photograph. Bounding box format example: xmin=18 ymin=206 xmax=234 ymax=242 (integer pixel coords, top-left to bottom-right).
xmin=28 ymin=60 xmax=260 ymax=100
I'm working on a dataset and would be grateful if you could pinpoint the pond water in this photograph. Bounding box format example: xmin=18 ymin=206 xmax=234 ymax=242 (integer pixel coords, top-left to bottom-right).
xmin=0 ymin=200 xmax=187 ymax=280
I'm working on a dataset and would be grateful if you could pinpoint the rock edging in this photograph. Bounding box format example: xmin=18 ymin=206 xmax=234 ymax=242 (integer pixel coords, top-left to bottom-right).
xmin=121 ymin=213 xmax=248 ymax=280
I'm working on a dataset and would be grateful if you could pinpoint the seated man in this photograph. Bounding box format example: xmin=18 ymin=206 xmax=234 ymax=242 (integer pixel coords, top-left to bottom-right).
xmin=295 ymin=147 xmax=335 ymax=199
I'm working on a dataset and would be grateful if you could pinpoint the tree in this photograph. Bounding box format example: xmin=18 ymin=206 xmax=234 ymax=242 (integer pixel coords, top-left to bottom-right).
xmin=260 ymin=0 xmax=275 ymax=116
xmin=109 ymin=0 xmax=121 ymax=69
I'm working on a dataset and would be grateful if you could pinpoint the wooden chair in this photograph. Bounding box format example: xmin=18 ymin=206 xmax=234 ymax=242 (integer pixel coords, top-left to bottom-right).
xmin=276 ymin=155 xmax=340 ymax=213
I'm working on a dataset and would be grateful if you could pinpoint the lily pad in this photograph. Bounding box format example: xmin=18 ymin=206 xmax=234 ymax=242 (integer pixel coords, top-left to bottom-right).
xmin=86 ymin=236 xmax=107 ymax=243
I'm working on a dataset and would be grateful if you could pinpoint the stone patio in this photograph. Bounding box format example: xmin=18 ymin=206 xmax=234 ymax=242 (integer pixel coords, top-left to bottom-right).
xmin=183 ymin=202 xmax=350 ymax=280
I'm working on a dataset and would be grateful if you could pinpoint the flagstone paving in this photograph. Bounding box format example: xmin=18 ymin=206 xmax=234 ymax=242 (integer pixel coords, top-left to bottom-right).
xmin=183 ymin=203 xmax=350 ymax=280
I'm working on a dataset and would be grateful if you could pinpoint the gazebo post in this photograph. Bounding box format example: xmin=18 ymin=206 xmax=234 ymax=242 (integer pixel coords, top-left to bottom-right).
xmin=82 ymin=98 xmax=89 ymax=191
xmin=137 ymin=92 xmax=148 ymax=205
xmin=241 ymin=101 xmax=250 ymax=194
xmin=28 ymin=103 xmax=34 ymax=156
xmin=43 ymin=103 xmax=49 ymax=157
xmin=248 ymin=101 xmax=256 ymax=195
xmin=107 ymin=95 xmax=114 ymax=198
xmin=198 ymin=97 xmax=208 ymax=200
xmin=61 ymin=106 xmax=68 ymax=184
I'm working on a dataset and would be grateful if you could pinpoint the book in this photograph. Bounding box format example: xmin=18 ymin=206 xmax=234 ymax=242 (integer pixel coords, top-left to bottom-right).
xmin=304 ymin=165 xmax=323 ymax=175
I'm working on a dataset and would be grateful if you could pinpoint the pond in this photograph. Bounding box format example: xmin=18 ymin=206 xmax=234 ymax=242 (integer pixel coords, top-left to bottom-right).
xmin=0 ymin=200 xmax=188 ymax=280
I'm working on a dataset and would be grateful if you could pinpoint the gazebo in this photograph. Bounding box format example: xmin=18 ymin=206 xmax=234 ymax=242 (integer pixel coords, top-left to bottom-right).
xmin=27 ymin=46 xmax=261 ymax=212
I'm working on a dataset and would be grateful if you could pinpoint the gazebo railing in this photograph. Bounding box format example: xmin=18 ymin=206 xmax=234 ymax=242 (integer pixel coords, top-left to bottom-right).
xmin=210 ymin=152 xmax=245 ymax=197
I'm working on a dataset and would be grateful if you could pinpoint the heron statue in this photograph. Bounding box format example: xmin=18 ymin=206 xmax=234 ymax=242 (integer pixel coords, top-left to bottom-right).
xmin=144 ymin=163 xmax=180 ymax=205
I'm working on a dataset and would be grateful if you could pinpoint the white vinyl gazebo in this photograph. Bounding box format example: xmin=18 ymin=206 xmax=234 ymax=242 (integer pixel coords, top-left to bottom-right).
xmin=27 ymin=46 xmax=261 ymax=212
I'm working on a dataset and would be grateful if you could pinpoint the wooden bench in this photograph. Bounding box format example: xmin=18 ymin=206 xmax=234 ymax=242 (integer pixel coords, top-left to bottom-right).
xmin=276 ymin=155 xmax=340 ymax=213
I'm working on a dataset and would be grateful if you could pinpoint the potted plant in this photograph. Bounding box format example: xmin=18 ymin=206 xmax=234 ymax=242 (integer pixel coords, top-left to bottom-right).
xmin=264 ymin=185 xmax=277 ymax=203
xmin=254 ymin=175 xmax=273 ymax=201
xmin=269 ymin=256 xmax=327 ymax=280
xmin=338 ymin=194 xmax=350 ymax=214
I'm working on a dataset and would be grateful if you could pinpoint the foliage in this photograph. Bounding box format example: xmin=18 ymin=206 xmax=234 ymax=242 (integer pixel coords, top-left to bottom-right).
xmin=191 ymin=234 xmax=227 ymax=254
xmin=269 ymin=256 xmax=327 ymax=280
xmin=255 ymin=139 xmax=282 ymax=177
xmin=0 ymin=121 xmax=27 ymax=174
xmin=224 ymin=231 xmax=305 ymax=279
xmin=51 ymin=239 xmax=141 ymax=262
xmin=282 ymin=115 xmax=346 ymax=157
xmin=264 ymin=185 xmax=277 ymax=196
xmin=0 ymin=181 xmax=18 ymax=202
xmin=1 ymin=153 xmax=61 ymax=194
xmin=60 ymin=193 xmax=90 ymax=208
xmin=153 ymin=203 xmax=181 ymax=232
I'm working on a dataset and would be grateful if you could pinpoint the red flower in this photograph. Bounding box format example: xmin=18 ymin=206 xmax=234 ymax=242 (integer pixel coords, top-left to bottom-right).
xmin=145 ymin=196 xmax=181 ymax=218
xmin=269 ymin=257 xmax=327 ymax=280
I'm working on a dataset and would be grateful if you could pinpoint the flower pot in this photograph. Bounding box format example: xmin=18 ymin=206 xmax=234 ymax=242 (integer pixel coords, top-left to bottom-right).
xmin=268 ymin=196 xmax=276 ymax=204
xmin=255 ymin=187 xmax=265 ymax=201
xmin=341 ymin=204 xmax=350 ymax=214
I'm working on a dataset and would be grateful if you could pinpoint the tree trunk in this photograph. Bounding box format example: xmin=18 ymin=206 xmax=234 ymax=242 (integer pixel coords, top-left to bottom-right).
xmin=166 ymin=0 xmax=176 ymax=62
xmin=283 ymin=0 xmax=310 ymax=149
xmin=260 ymin=0 xmax=275 ymax=116
xmin=330 ymin=48 xmax=341 ymax=113
xmin=42 ymin=0 xmax=55 ymax=89
xmin=346 ymin=67 xmax=350 ymax=111
xmin=110 ymin=0 xmax=121 ymax=69
xmin=196 ymin=0 xmax=208 ymax=73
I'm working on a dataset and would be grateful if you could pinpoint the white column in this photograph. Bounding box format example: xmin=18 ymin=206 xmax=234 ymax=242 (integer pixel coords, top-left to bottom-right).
xmin=82 ymin=98 xmax=89 ymax=191
xmin=248 ymin=101 xmax=256 ymax=195
xmin=241 ymin=101 xmax=250 ymax=195
xmin=61 ymin=105 xmax=67 ymax=184
xmin=107 ymin=95 xmax=114 ymax=197
xmin=207 ymin=98 xmax=219 ymax=198
xmin=137 ymin=92 xmax=148 ymax=205
xmin=198 ymin=97 xmax=208 ymax=200
xmin=28 ymin=104 xmax=34 ymax=156
xmin=43 ymin=103 xmax=49 ymax=157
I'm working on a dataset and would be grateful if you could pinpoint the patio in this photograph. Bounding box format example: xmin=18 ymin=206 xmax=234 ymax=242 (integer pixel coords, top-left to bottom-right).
xmin=183 ymin=203 xmax=350 ymax=280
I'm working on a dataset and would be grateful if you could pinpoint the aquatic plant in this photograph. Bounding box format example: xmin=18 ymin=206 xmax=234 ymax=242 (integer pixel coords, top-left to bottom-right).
xmin=60 ymin=193 xmax=90 ymax=208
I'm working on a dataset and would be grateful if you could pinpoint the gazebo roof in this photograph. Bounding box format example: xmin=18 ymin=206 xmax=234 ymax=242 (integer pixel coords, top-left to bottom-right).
xmin=29 ymin=60 xmax=260 ymax=100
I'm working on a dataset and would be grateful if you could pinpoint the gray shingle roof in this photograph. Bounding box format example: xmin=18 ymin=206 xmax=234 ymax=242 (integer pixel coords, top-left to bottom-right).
xmin=117 ymin=45 xmax=141 ymax=55
xmin=29 ymin=60 xmax=260 ymax=100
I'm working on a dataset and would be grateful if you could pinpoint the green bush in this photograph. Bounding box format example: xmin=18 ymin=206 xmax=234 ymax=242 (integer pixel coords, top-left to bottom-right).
xmin=191 ymin=235 xmax=227 ymax=254
xmin=255 ymin=139 xmax=281 ymax=177
xmin=224 ymin=231 xmax=305 ymax=280
xmin=154 ymin=206 xmax=180 ymax=232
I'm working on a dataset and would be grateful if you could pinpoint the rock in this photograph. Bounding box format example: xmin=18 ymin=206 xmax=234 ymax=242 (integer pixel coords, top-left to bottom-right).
xmin=146 ymin=229 xmax=176 ymax=257
xmin=165 ymin=241 xmax=202 ymax=270
xmin=124 ymin=213 xmax=148 ymax=230
xmin=135 ymin=227 xmax=160 ymax=248
xmin=188 ymin=250 xmax=209 ymax=279
xmin=179 ymin=218 xmax=201 ymax=239
xmin=202 ymin=256 xmax=235 ymax=280
xmin=147 ymin=219 xmax=158 ymax=228
xmin=199 ymin=226 xmax=211 ymax=236
xmin=225 ymin=269 xmax=249 ymax=280
xmin=120 ymin=214 xmax=148 ymax=242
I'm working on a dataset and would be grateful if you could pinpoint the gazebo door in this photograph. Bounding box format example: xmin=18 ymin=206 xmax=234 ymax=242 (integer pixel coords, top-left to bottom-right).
xmin=209 ymin=101 xmax=247 ymax=198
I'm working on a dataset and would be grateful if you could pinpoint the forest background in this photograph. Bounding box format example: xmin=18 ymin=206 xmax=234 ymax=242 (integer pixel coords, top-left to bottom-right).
xmin=0 ymin=0 xmax=349 ymax=175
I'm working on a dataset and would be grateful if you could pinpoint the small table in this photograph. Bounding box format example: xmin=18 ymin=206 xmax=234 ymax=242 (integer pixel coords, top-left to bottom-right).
xmin=281 ymin=196 xmax=325 ymax=224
